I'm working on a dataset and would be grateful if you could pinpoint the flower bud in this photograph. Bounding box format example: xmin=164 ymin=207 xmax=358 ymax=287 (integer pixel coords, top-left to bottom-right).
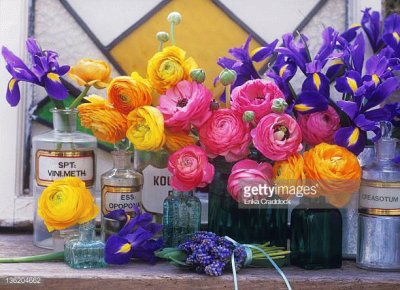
xmin=190 ymin=69 xmax=206 ymax=83
xmin=210 ymin=100 xmax=220 ymax=111
xmin=219 ymin=69 xmax=237 ymax=86
xmin=167 ymin=12 xmax=182 ymax=24
xmin=156 ymin=31 xmax=169 ymax=43
xmin=271 ymin=98 xmax=288 ymax=113
xmin=243 ymin=111 xmax=255 ymax=123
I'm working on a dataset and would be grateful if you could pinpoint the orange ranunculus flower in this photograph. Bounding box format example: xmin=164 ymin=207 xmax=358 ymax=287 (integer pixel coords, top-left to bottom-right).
xmin=126 ymin=106 xmax=166 ymax=151
xmin=164 ymin=129 xmax=196 ymax=153
xmin=303 ymin=143 xmax=361 ymax=207
xmin=78 ymin=95 xmax=128 ymax=144
xmin=107 ymin=72 xmax=152 ymax=115
xmin=272 ymin=153 xmax=307 ymax=199
xmin=68 ymin=58 xmax=112 ymax=89
xmin=147 ymin=46 xmax=197 ymax=94
xmin=38 ymin=177 xmax=99 ymax=232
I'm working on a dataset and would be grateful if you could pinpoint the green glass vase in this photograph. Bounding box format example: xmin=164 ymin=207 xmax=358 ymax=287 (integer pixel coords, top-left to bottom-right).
xmin=290 ymin=197 xmax=342 ymax=269
xmin=207 ymin=157 xmax=288 ymax=246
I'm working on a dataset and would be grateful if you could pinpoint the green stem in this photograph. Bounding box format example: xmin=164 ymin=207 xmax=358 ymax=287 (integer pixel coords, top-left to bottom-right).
xmin=226 ymin=84 xmax=231 ymax=108
xmin=159 ymin=41 xmax=163 ymax=52
xmin=0 ymin=251 xmax=64 ymax=263
xmin=170 ymin=23 xmax=176 ymax=45
xmin=69 ymin=86 xmax=90 ymax=109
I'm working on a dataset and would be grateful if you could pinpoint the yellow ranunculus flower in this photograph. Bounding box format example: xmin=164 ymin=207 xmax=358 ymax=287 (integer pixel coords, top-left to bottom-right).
xmin=68 ymin=58 xmax=112 ymax=89
xmin=147 ymin=46 xmax=197 ymax=94
xmin=38 ymin=177 xmax=99 ymax=232
xmin=272 ymin=153 xmax=306 ymax=200
xmin=303 ymin=143 xmax=361 ymax=207
xmin=107 ymin=72 xmax=152 ymax=115
xmin=126 ymin=106 xmax=166 ymax=151
xmin=78 ymin=95 xmax=128 ymax=144
xmin=164 ymin=129 xmax=196 ymax=153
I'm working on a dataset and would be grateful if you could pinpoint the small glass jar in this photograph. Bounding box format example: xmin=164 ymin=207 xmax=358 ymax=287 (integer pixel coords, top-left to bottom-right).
xmin=290 ymin=197 xmax=342 ymax=269
xmin=163 ymin=190 xmax=201 ymax=247
xmin=101 ymin=150 xmax=143 ymax=240
xmin=32 ymin=109 xmax=97 ymax=249
xmin=64 ymin=220 xmax=106 ymax=269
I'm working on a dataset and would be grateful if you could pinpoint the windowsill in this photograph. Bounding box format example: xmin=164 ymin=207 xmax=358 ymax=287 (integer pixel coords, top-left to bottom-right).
xmin=0 ymin=233 xmax=398 ymax=290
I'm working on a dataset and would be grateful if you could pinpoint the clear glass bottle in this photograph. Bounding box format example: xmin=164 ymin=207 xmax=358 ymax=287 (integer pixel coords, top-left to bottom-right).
xmin=357 ymin=122 xmax=400 ymax=270
xmin=134 ymin=149 xmax=172 ymax=222
xmin=32 ymin=109 xmax=97 ymax=249
xmin=64 ymin=220 xmax=106 ymax=269
xmin=101 ymin=150 xmax=143 ymax=240
xmin=163 ymin=190 xmax=201 ymax=247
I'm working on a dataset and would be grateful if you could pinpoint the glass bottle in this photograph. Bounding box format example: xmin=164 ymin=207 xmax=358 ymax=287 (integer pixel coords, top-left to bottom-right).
xmin=163 ymin=190 xmax=201 ymax=247
xmin=134 ymin=149 xmax=172 ymax=223
xmin=64 ymin=220 xmax=106 ymax=269
xmin=32 ymin=109 xmax=97 ymax=249
xmin=357 ymin=122 xmax=400 ymax=270
xmin=208 ymin=157 xmax=288 ymax=246
xmin=290 ymin=197 xmax=342 ymax=269
xmin=101 ymin=150 xmax=143 ymax=240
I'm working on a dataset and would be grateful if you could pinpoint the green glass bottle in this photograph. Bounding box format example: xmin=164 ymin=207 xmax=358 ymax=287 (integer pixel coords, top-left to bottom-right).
xmin=64 ymin=220 xmax=106 ymax=269
xmin=290 ymin=197 xmax=342 ymax=269
xmin=163 ymin=190 xmax=201 ymax=247
xmin=208 ymin=157 xmax=288 ymax=246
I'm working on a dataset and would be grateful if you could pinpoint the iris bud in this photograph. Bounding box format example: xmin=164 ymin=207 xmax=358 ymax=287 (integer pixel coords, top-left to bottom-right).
xmin=219 ymin=69 xmax=237 ymax=86
xmin=190 ymin=69 xmax=206 ymax=83
xmin=243 ymin=111 xmax=255 ymax=123
xmin=271 ymin=98 xmax=288 ymax=113
xmin=167 ymin=12 xmax=182 ymax=24
xmin=156 ymin=31 xmax=169 ymax=43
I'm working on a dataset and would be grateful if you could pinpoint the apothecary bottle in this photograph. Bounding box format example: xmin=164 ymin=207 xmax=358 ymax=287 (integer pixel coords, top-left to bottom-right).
xmin=32 ymin=109 xmax=97 ymax=249
xmin=163 ymin=190 xmax=201 ymax=247
xmin=357 ymin=122 xmax=400 ymax=270
xmin=134 ymin=149 xmax=172 ymax=222
xmin=101 ymin=150 xmax=143 ymax=240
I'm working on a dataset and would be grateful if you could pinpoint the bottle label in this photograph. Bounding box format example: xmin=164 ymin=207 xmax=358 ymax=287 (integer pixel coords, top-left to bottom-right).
xmin=141 ymin=165 xmax=172 ymax=214
xmin=359 ymin=180 xmax=400 ymax=213
xmin=101 ymin=185 xmax=142 ymax=215
xmin=35 ymin=150 xmax=95 ymax=187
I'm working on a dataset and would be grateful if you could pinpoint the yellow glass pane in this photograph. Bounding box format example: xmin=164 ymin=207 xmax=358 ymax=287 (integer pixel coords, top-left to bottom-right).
xmin=110 ymin=0 xmax=265 ymax=100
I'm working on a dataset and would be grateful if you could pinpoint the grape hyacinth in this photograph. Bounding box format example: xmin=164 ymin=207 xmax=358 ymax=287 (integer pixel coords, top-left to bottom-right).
xmin=178 ymin=231 xmax=247 ymax=276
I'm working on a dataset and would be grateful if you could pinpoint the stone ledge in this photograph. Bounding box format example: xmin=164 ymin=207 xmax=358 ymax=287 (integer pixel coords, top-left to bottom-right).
xmin=0 ymin=233 xmax=399 ymax=290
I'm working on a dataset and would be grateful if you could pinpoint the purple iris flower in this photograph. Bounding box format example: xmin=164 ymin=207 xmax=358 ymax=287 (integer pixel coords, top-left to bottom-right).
xmin=104 ymin=207 xmax=163 ymax=265
xmin=382 ymin=12 xmax=400 ymax=55
xmin=1 ymin=37 xmax=69 ymax=107
xmin=361 ymin=8 xmax=384 ymax=53
xmin=275 ymin=33 xmax=310 ymax=74
xmin=266 ymin=55 xmax=297 ymax=100
xmin=334 ymin=77 xmax=399 ymax=155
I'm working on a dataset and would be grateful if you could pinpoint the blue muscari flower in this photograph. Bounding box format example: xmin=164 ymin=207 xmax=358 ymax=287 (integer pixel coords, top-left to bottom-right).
xmin=1 ymin=37 xmax=69 ymax=106
xmin=104 ymin=207 xmax=163 ymax=265
xmin=204 ymin=260 xmax=226 ymax=276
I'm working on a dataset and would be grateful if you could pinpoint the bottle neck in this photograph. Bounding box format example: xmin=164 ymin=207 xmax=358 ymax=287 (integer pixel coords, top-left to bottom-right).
xmin=376 ymin=138 xmax=397 ymax=161
xmin=79 ymin=220 xmax=95 ymax=242
xmin=52 ymin=109 xmax=77 ymax=133
xmin=169 ymin=190 xmax=195 ymax=197
xmin=112 ymin=150 xmax=132 ymax=169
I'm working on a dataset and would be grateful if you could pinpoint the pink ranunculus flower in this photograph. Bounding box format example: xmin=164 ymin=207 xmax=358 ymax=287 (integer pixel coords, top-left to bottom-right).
xmin=227 ymin=159 xmax=273 ymax=202
xmin=297 ymin=106 xmax=340 ymax=146
xmin=251 ymin=113 xmax=303 ymax=161
xmin=199 ymin=109 xmax=251 ymax=162
xmin=158 ymin=80 xmax=212 ymax=132
xmin=231 ymin=79 xmax=285 ymax=123
xmin=168 ymin=145 xmax=215 ymax=191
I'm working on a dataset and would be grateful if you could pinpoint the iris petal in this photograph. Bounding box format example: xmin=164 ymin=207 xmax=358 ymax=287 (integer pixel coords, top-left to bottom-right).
xmin=6 ymin=78 xmax=20 ymax=106
xmin=44 ymin=73 xmax=68 ymax=100
xmin=104 ymin=235 xmax=133 ymax=264
xmin=334 ymin=126 xmax=366 ymax=155
xmin=295 ymin=91 xmax=328 ymax=114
